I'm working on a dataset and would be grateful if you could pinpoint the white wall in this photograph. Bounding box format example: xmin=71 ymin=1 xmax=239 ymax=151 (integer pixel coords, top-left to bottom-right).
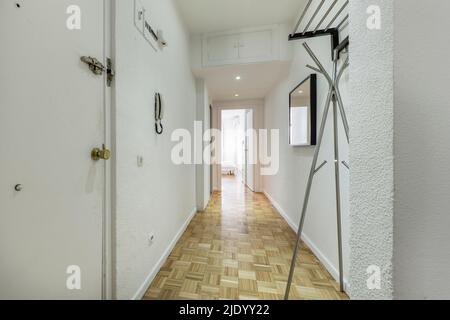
xmin=263 ymin=35 xmax=350 ymax=286
xmin=348 ymin=0 xmax=394 ymax=300
xmin=114 ymin=0 xmax=197 ymax=299
xmin=195 ymin=79 xmax=211 ymax=210
xmin=393 ymin=0 xmax=450 ymax=300
xmin=341 ymin=0 xmax=450 ymax=300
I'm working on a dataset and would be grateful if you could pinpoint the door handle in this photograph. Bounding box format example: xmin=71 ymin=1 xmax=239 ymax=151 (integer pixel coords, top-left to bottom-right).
xmin=91 ymin=145 xmax=111 ymax=161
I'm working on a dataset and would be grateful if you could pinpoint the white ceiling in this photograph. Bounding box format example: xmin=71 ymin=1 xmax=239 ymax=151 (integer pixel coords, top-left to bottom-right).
xmin=194 ymin=61 xmax=291 ymax=102
xmin=175 ymin=0 xmax=345 ymax=102
xmin=175 ymin=0 xmax=306 ymax=34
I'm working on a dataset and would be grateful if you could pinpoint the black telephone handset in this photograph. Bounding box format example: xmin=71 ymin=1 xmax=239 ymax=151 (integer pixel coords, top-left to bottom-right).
xmin=155 ymin=93 xmax=163 ymax=135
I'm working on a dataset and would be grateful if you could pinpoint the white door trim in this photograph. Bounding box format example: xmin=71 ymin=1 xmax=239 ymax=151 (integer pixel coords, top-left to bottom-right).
xmin=212 ymin=99 xmax=264 ymax=193
xmin=102 ymin=0 xmax=114 ymax=300
xmin=245 ymin=109 xmax=255 ymax=191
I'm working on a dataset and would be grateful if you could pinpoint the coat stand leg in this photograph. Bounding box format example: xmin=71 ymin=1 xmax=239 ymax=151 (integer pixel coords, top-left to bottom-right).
xmin=285 ymin=43 xmax=349 ymax=299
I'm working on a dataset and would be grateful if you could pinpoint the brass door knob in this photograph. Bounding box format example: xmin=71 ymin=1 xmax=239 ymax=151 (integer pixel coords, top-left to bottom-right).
xmin=91 ymin=145 xmax=111 ymax=161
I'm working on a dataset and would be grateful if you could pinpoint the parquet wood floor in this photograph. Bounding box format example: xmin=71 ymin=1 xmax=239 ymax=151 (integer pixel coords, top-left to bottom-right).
xmin=144 ymin=176 xmax=348 ymax=300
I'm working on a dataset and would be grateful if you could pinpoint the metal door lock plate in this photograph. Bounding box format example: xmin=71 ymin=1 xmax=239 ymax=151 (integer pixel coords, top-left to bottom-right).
xmin=81 ymin=56 xmax=106 ymax=75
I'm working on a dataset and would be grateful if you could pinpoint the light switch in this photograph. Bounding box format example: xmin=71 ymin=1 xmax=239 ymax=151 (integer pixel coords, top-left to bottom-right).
xmin=137 ymin=156 xmax=144 ymax=168
xmin=134 ymin=0 xmax=145 ymax=35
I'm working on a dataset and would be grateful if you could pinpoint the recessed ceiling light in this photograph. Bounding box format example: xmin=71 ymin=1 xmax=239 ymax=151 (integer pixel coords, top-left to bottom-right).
xmin=235 ymin=76 xmax=241 ymax=80
xmin=298 ymin=90 xmax=304 ymax=94
xmin=235 ymin=94 xmax=239 ymax=97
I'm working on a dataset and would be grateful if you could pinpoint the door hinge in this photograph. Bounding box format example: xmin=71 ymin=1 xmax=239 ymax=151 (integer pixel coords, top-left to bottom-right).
xmin=107 ymin=58 xmax=114 ymax=87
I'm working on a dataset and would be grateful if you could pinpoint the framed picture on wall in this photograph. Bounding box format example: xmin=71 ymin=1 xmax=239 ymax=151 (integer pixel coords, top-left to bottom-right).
xmin=289 ymin=74 xmax=317 ymax=146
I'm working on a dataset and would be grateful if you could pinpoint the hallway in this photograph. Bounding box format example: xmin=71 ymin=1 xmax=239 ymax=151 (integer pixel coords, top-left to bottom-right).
xmin=144 ymin=176 xmax=347 ymax=300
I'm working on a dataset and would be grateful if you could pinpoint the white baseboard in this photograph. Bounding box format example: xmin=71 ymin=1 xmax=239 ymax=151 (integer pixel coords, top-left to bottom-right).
xmin=132 ymin=207 xmax=198 ymax=300
xmin=263 ymin=190 xmax=349 ymax=291
xmin=263 ymin=191 xmax=297 ymax=231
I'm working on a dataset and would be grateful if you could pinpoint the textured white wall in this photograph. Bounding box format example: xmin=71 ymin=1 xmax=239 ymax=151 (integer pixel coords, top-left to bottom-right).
xmin=348 ymin=0 xmax=394 ymax=299
xmin=394 ymin=0 xmax=450 ymax=300
xmin=263 ymin=34 xmax=350 ymax=286
xmin=114 ymin=0 xmax=196 ymax=299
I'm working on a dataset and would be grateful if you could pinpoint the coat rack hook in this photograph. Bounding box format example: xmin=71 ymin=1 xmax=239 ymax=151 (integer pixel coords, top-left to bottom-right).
xmin=302 ymin=0 xmax=326 ymax=34
xmin=314 ymin=161 xmax=328 ymax=174
xmin=313 ymin=0 xmax=339 ymax=33
xmin=325 ymin=0 xmax=349 ymax=32
xmin=291 ymin=0 xmax=313 ymax=36
xmin=342 ymin=161 xmax=350 ymax=170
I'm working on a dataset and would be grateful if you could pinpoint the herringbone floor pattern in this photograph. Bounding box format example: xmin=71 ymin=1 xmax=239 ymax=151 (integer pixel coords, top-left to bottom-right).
xmin=144 ymin=176 xmax=348 ymax=300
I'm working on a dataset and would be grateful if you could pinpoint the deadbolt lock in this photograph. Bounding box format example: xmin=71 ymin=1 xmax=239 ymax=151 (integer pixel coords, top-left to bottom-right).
xmin=91 ymin=145 xmax=111 ymax=161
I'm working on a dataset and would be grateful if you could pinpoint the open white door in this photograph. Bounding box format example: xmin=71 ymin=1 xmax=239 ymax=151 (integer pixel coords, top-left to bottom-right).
xmin=245 ymin=110 xmax=255 ymax=191
xmin=0 ymin=0 xmax=109 ymax=299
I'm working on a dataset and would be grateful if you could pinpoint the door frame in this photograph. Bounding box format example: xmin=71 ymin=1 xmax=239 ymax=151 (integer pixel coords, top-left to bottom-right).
xmin=211 ymin=99 xmax=264 ymax=193
xmin=102 ymin=0 xmax=115 ymax=300
xmin=244 ymin=109 xmax=255 ymax=191
xmin=209 ymin=105 xmax=214 ymax=195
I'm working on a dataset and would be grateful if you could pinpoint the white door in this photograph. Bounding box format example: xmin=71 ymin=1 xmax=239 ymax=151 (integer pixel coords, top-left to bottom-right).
xmin=245 ymin=110 xmax=255 ymax=191
xmin=0 ymin=0 xmax=108 ymax=299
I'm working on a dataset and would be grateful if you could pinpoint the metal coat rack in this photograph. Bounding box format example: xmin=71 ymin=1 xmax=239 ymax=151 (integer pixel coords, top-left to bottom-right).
xmin=285 ymin=0 xmax=350 ymax=300
xmin=289 ymin=0 xmax=349 ymax=59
